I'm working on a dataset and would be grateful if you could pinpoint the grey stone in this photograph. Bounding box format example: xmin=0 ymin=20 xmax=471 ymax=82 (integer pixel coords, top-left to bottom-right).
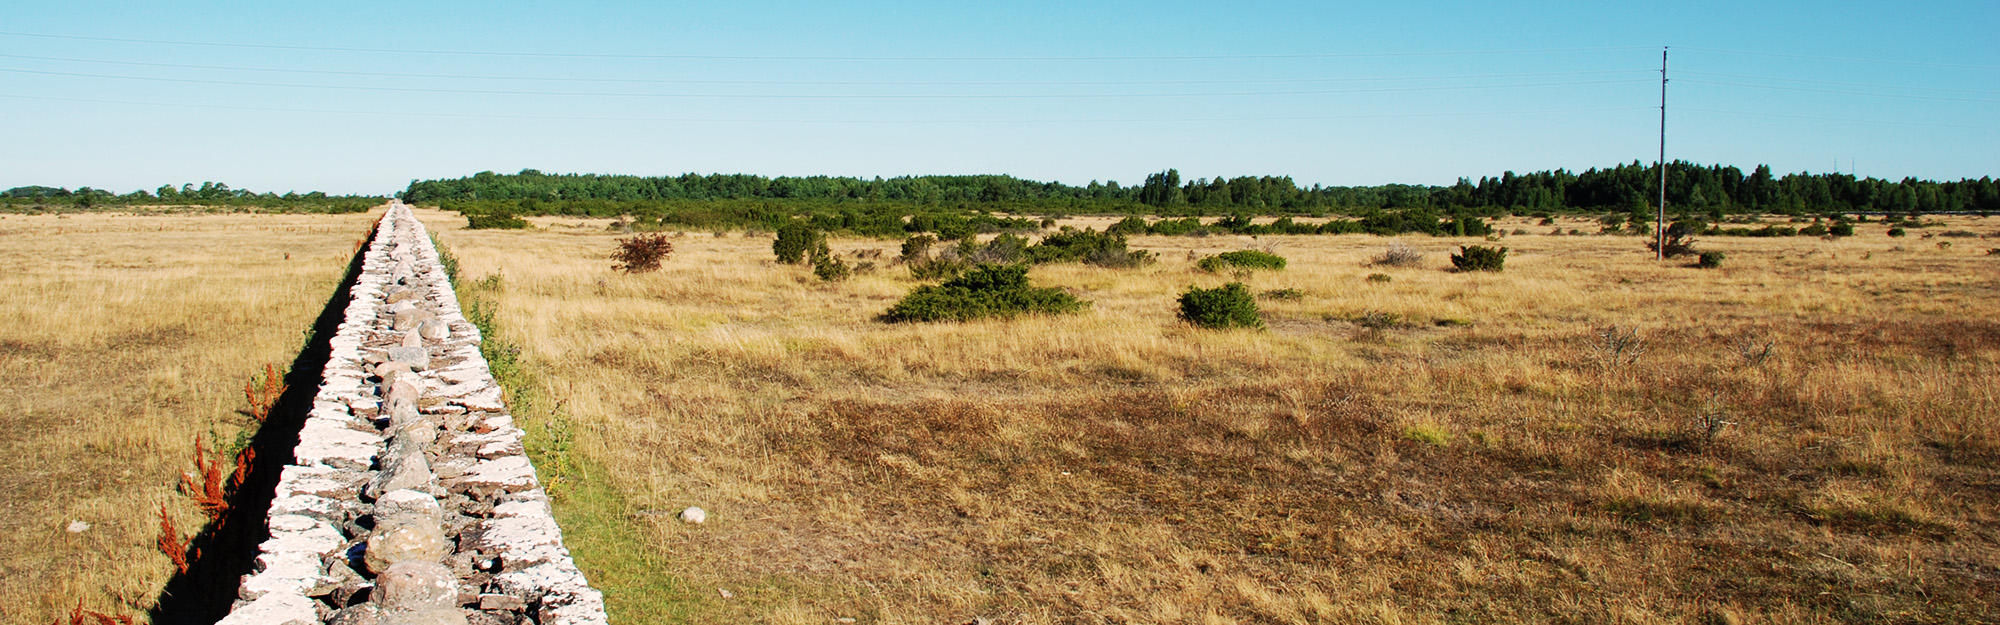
xmin=382 ymin=610 xmax=470 ymax=625
xmin=479 ymin=593 xmax=527 ymax=611
xmin=376 ymin=561 xmax=461 ymax=611
xmin=365 ymin=522 xmax=447 ymax=573
xmin=388 ymin=346 xmax=431 ymax=371
xmin=367 ymin=449 xmax=433 ymax=499
xmin=394 ymin=309 xmax=435 ymax=332
xmin=420 ymin=319 xmax=451 ymax=341
xmin=374 ymin=489 xmax=443 ymax=526
xmin=328 ymin=604 xmax=383 ymax=625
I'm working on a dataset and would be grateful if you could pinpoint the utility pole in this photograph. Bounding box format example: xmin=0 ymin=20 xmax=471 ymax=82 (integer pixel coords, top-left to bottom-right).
xmin=1656 ymin=47 xmax=1668 ymax=260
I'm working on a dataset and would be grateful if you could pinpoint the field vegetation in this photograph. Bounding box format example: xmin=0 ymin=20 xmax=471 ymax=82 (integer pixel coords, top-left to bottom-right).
xmin=0 ymin=210 xmax=378 ymax=623
xmin=432 ymin=210 xmax=2000 ymax=624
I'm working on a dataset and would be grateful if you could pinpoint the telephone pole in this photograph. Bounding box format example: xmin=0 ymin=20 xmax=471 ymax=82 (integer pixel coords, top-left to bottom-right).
xmin=1656 ymin=47 xmax=1668 ymax=260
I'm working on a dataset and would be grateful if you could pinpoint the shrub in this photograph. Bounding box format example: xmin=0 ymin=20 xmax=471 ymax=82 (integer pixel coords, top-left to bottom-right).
xmin=812 ymin=254 xmax=851 ymax=281
xmin=465 ymin=212 xmax=528 ymax=230
xmin=1888 ymin=227 xmax=1907 ymax=238
xmin=1369 ymin=242 xmax=1425 ymax=267
xmin=1259 ymin=288 xmax=1304 ymax=301
xmin=612 ymin=233 xmax=674 ymax=273
xmin=1026 ymin=227 xmax=1154 ymax=268
xmin=1197 ymin=250 xmax=1287 ymax=273
xmin=899 ymin=234 xmax=937 ymax=263
xmin=1800 ymin=223 xmax=1828 ymax=236
xmin=1646 ymin=220 xmax=1703 ymax=257
xmin=1177 ymin=282 xmax=1263 ymax=329
xmin=1696 ymin=251 xmax=1725 ymax=268
xmin=773 ymin=222 xmax=824 ymax=264
xmin=881 ymin=264 xmax=1086 ymax=322
xmin=1829 ymin=221 xmax=1855 ymax=237
xmin=1450 ymin=245 xmax=1507 ymax=272
xmin=1365 ymin=273 xmax=1392 ymax=283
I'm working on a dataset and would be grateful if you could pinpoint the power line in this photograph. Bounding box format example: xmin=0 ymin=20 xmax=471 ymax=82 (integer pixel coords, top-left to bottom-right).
xmin=1678 ymin=46 xmax=2000 ymax=71
xmin=0 ymin=93 xmax=1652 ymax=124
xmin=0 ymin=30 xmax=1654 ymax=61
xmin=0 ymin=67 xmax=1653 ymax=99
xmin=1679 ymin=79 xmax=2000 ymax=104
xmin=1677 ymin=106 xmax=1995 ymax=130
xmin=0 ymin=52 xmax=1652 ymax=87
xmin=1678 ymin=70 xmax=2000 ymax=96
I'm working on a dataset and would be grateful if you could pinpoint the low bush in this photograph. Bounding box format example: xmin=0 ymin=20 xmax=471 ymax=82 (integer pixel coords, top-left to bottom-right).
xmin=1177 ymin=282 xmax=1263 ymax=329
xmin=1197 ymin=249 xmax=1287 ymax=273
xmin=882 ymin=264 xmax=1086 ymax=322
xmin=612 ymin=233 xmax=674 ymax=273
xmin=1369 ymin=243 xmax=1425 ymax=267
xmin=466 ymin=212 xmax=529 ymax=230
xmin=1259 ymin=288 xmax=1304 ymax=301
xmin=1888 ymin=227 xmax=1907 ymax=238
xmin=1365 ymin=273 xmax=1392 ymax=283
xmin=1026 ymin=227 xmax=1155 ymax=268
xmin=812 ymin=254 xmax=851 ymax=281
xmin=1647 ymin=220 xmax=1703 ymax=257
xmin=1830 ymin=221 xmax=1856 ymax=237
xmin=1451 ymin=245 xmax=1507 ymax=272
xmin=1697 ymin=251 xmax=1725 ymax=269
xmin=774 ymin=222 xmax=824 ymax=264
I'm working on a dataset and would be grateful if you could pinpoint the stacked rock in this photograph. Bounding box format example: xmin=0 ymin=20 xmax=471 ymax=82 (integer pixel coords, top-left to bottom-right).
xmin=219 ymin=202 xmax=605 ymax=625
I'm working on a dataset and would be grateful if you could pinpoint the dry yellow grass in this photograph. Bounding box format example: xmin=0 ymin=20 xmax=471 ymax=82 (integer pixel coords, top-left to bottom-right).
xmin=438 ymin=211 xmax=2000 ymax=624
xmin=0 ymin=209 xmax=378 ymax=623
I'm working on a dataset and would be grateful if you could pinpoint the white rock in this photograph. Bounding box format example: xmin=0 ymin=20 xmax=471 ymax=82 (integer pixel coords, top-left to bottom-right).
xmin=679 ymin=507 xmax=707 ymax=524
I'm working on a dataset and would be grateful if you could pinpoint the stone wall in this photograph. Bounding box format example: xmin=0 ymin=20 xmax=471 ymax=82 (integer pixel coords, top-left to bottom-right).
xmin=219 ymin=202 xmax=606 ymax=625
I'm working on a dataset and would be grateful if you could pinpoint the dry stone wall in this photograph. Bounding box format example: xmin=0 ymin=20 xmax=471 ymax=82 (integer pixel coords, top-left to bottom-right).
xmin=219 ymin=202 xmax=606 ymax=625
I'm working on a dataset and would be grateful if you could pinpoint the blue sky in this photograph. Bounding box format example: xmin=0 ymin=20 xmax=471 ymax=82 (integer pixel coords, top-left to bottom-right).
xmin=2 ymin=1 xmax=1994 ymax=195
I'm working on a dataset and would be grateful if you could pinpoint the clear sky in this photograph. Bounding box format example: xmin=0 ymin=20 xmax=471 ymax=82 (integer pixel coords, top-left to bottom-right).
xmin=2 ymin=0 xmax=1994 ymax=195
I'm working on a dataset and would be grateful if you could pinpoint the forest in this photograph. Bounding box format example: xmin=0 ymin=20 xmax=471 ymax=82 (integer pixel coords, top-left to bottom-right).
xmin=0 ymin=182 xmax=385 ymax=213
xmin=402 ymin=162 xmax=2000 ymax=218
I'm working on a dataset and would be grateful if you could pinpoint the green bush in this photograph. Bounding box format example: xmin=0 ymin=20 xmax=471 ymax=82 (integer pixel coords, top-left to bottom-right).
xmin=1697 ymin=251 xmax=1725 ymax=268
xmin=1829 ymin=221 xmax=1855 ymax=237
xmin=882 ymin=264 xmax=1086 ymax=322
xmin=1450 ymin=245 xmax=1507 ymax=272
xmin=1196 ymin=250 xmax=1287 ymax=273
xmin=812 ymin=254 xmax=851 ymax=281
xmin=1177 ymin=282 xmax=1263 ymax=329
xmin=1025 ymin=227 xmax=1155 ymax=268
xmin=1259 ymin=288 xmax=1304 ymax=301
xmin=1888 ymin=227 xmax=1907 ymax=238
xmin=466 ymin=212 xmax=529 ymax=230
xmin=1801 ymin=223 xmax=1828 ymax=236
xmin=773 ymin=222 xmax=823 ymax=264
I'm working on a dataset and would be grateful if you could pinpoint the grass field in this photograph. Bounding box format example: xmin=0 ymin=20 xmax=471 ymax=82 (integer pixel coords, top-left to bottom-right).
xmin=6 ymin=208 xmax=1994 ymax=624
xmin=432 ymin=210 xmax=1999 ymax=624
xmin=0 ymin=210 xmax=377 ymax=623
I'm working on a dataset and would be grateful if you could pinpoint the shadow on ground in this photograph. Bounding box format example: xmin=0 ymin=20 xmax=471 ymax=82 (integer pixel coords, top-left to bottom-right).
xmin=148 ymin=229 xmax=372 ymax=624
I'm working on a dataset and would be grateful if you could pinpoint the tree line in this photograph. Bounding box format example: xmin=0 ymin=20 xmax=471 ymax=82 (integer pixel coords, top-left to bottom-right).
xmin=404 ymin=163 xmax=2000 ymax=219
xmin=1 ymin=182 xmax=386 ymax=213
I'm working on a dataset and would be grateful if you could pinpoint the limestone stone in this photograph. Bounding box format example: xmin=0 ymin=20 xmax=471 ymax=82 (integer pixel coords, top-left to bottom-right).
xmin=388 ymin=346 xmax=431 ymax=371
xmin=328 ymin=604 xmax=383 ymax=625
xmin=367 ymin=449 xmax=433 ymax=499
xmin=366 ymin=522 xmax=447 ymax=573
xmin=375 ymin=489 xmax=444 ymax=526
xmin=375 ymin=561 xmax=460 ymax=611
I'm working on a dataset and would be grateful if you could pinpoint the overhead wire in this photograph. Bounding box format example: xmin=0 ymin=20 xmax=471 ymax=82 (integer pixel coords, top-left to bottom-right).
xmin=0 ymin=67 xmax=1654 ymax=99
xmin=0 ymin=52 xmax=1652 ymax=87
xmin=0 ymin=92 xmax=1653 ymax=124
xmin=0 ymin=31 xmax=1654 ymax=61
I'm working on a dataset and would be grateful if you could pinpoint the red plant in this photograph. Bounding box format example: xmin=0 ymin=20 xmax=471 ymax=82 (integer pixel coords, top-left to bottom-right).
xmin=155 ymin=504 xmax=190 ymax=575
xmin=51 ymin=602 xmax=136 ymax=625
xmin=178 ymin=436 xmax=228 ymax=520
xmin=229 ymin=446 xmax=256 ymax=493
xmin=243 ymin=363 xmax=285 ymax=423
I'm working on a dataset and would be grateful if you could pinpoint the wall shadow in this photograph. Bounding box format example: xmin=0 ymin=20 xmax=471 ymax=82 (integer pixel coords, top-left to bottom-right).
xmin=149 ymin=226 xmax=374 ymax=624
